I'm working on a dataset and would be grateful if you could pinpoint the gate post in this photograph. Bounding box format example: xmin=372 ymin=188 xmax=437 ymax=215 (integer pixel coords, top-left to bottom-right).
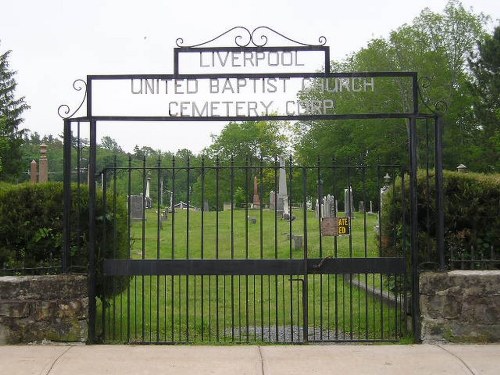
xmin=88 ymin=118 xmax=97 ymax=343
xmin=63 ymin=119 xmax=71 ymax=273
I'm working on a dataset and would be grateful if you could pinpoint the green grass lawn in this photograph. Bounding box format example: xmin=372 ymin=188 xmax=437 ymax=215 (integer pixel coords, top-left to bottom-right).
xmin=129 ymin=208 xmax=380 ymax=260
xmin=98 ymin=208 xmax=406 ymax=343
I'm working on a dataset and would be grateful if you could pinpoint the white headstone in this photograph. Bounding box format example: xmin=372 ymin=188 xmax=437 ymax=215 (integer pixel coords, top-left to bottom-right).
xmin=277 ymin=156 xmax=288 ymax=215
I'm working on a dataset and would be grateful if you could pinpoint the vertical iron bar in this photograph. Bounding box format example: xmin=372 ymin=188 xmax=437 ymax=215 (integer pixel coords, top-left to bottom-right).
xmin=245 ymin=157 xmax=250 ymax=342
xmin=317 ymin=159 xmax=322 ymax=341
xmin=434 ymin=116 xmax=445 ymax=270
xmin=88 ymin=119 xmax=97 ymax=344
xmin=127 ymin=155 xmax=132 ymax=342
xmin=409 ymin=115 xmax=421 ymax=342
xmin=274 ymin=156 xmax=279 ymax=341
xmin=156 ymin=156 xmax=162 ymax=343
xmin=102 ymin=170 xmax=108 ymax=342
xmin=259 ymin=156 xmax=264 ymax=341
xmin=171 ymin=156 xmax=176 ymax=341
xmin=141 ymin=156 xmax=146 ymax=342
xmin=62 ymin=119 xmax=71 ymax=273
xmin=215 ymin=156 xmax=220 ymax=341
xmin=186 ymin=156 xmax=190 ymax=342
xmin=347 ymin=165 xmax=353 ymax=340
xmin=113 ymin=157 xmax=121 ymax=341
xmin=362 ymin=165 xmax=368 ymax=340
xmin=302 ymin=165 xmax=309 ymax=343
xmin=230 ymin=156 xmax=235 ymax=341
xmin=201 ymin=157 xmax=205 ymax=340
xmin=401 ymin=171 xmax=408 ymax=337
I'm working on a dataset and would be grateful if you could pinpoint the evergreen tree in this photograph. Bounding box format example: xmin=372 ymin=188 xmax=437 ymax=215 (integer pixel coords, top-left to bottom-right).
xmin=0 ymin=43 xmax=29 ymax=181
xmin=468 ymin=25 xmax=500 ymax=171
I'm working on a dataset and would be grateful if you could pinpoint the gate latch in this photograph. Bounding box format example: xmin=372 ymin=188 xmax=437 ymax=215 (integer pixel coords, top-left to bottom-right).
xmin=312 ymin=256 xmax=333 ymax=270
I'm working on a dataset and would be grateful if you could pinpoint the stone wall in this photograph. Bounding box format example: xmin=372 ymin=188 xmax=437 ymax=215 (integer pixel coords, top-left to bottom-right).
xmin=420 ymin=270 xmax=500 ymax=343
xmin=0 ymin=275 xmax=88 ymax=344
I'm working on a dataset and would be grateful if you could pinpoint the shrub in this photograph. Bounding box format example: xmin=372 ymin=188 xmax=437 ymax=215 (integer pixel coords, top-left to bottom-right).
xmin=380 ymin=171 xmax=499 ymax=269
xmin=0 ymin=182 xmax=129 ymax=296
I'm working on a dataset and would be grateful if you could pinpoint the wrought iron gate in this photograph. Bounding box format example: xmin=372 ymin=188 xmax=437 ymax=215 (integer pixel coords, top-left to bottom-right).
xmin=96 ymin=160 xmax=408 ymax=343
xmin=59 ymin=27 xmax=445 ymax=344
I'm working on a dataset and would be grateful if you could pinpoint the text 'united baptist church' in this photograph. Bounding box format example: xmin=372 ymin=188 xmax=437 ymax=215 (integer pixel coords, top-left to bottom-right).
xmin=129 ymin=50 xmax=376 ymax=118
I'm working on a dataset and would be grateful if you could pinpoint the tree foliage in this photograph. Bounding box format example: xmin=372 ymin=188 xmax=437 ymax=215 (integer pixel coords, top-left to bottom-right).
xmin=296 ymin=0 xmax=488 ymax=172
xmin=0 ymin=44 xmax=29 ymax=181
xmin=468 ymin=25 xmax=500 ymax=172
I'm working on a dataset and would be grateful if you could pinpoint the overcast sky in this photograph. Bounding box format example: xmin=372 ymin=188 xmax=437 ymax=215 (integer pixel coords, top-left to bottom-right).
xmin=1 ymin=0 xmax=499 ymax=153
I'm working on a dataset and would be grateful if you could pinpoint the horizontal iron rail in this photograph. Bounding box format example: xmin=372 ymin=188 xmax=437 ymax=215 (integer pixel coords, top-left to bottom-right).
xmin=65 ymin=114 xmax=438 ymax=123
xmin=88 ymin=71 xmax=417 ymax=80
xmin=68 ymin=113 xmax=417 ymax=122
xmin=103 ymin=257 xmax=405 ymax=276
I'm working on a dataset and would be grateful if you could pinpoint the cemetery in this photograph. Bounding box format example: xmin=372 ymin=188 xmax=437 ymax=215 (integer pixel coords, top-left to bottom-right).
xmin=0 ymin=5 xmax=499 ymax=349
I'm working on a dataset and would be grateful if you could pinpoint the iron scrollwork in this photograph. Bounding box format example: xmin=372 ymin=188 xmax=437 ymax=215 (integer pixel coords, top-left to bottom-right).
xmin=176 ymin=26 xmax=327 ymax=48
xmin=417 ymin=77 xmax=448 ymax=115
xmin=58 ymin=79 xmax=87 ymax=119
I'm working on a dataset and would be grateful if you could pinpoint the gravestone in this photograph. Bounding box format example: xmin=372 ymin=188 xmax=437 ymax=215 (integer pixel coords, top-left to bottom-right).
xmin=269 ymin=191 xmax=275 ymax=210
xmin=292 ymin=235 xmax=302 ymax=250
xmin=306 ymin=198 xmax=312 ymax=211
xmin=323 ymin=194 xmax=336 ymax=218
xmin=129 ymin=195 xmax=145 ymax=221
xmin=223 ymin=202 xmax=232 ymax=211
xmin=359 ymin=201 xmax=365 ymax=213
xmin=277 ymin=156 xmax=288 ymax=215
xmin=344 ymin=187 xmax=354 ymax=218
xmin=252 ymin=176 xmax=260 ymax=208
xmin=203 ymin=200 xmax=209 ymax=212
xmin=145 ymin=177 xmax=151 ymax=208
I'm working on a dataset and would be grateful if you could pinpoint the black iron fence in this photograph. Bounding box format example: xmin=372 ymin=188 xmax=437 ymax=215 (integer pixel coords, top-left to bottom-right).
xmin=91 ymin=157 xmax=409 ymax=343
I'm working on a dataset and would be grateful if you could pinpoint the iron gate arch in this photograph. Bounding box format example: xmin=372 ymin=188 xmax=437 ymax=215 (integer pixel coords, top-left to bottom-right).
xmin=60 ymin=27 xmax=445 ymax=344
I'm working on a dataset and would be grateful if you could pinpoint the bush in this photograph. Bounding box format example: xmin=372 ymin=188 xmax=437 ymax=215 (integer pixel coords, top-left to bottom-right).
xmin=0 ymin=182 xmax=130 ymax=296
xmin=380 ymin=171 xmax=500 ymax=269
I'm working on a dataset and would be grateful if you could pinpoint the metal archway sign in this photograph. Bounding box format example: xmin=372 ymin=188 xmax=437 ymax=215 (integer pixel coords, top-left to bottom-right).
xmin=60 ymin=26 xmax=445 ymax=344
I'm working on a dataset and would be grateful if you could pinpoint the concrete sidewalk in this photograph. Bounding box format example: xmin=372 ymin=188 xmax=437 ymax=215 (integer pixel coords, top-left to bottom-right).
xmin=0 ymin=344 xmax=498 ymax=375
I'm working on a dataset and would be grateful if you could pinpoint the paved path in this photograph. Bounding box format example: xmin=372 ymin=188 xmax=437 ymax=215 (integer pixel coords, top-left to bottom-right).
xmin=0 ymin=344 xmax=499 ymax=374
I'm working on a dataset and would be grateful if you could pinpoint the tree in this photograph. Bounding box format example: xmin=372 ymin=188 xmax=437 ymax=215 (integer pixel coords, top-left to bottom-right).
xmin=0 ymin=44 xmax=29 ymax=181
xmin=468 ymin=25 xmax=500 ymax=171
xmin=206 ymin=120 xmax=289 ymax=163
xmin=191 ymin=120 xmax=289 ymax=209
xmin=295 ymin=0 xmax=488 ymax=171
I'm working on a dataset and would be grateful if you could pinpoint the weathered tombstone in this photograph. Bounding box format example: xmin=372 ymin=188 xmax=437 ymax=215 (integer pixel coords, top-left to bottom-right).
xmin=223 ymin=202 xmax=232 ymax=211
xmin=203 ymin=200 xmax=210 ymax=212
xmin=359 ymin=201 xmax=365 ymax=213
xmin=277 ymin=156 xmax=288 ymax=214
xmin=292 ymin=235 xmax=303 ymax=250
xmin=129 ymin=195 xmax=145 ymax=221
xmin=369 ymin=200 xmax=374 ymax=214
xmin=315 ymin=198 xmax=320 ymax=218
xmin=145 ymin=177 xmax=151 ymax=208
xmin=248 ymin=216 xmax=257 ymax=224
xmin=323 ymin=194 xmax=336 ymax=218
xmin=344 ymin=187 xmax=354 ymax=218
xmin=306 ymin=198 xmax=312 ymax=211
xmin=269 ymin=191 xmax=275 ymax=210
xmin=161 ymin=207 xmax=168 ymax=221
xmin=252 ymin=176 xmax=260 ymax=208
